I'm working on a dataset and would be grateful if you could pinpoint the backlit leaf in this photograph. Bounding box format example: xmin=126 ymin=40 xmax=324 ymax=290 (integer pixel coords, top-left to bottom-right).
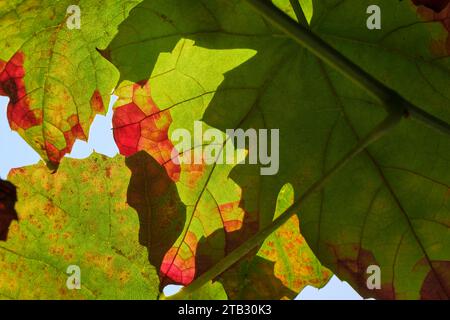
xmin=0 ymin=0 xmax=142 ymax=166
xmin=0 ymin=154 xmax=159 ymax=299
xmin=106 ymin=0 xmax=450 ymax=299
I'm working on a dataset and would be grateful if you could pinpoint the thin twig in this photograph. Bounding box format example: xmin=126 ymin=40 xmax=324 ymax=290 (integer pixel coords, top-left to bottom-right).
xmin=289 ymin=0 xmax=309 ymax=28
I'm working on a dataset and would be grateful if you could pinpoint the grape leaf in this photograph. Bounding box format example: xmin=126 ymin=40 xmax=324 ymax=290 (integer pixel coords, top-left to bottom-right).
xmin=106 ymin=0 xmax=450 ymax=299
xmin=121 ymin=87 xmax=331 ymax=299
xmin=0 ymin=179 xmax=18 ymax=241
xmin=0 ymin=0 xmax=142 ymax=166
xmin=0 ymin=154 xmax=159 ymax=299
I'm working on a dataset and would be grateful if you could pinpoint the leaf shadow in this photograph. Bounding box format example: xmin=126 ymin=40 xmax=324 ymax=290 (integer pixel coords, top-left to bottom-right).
xmin=126 ymin=151 xmax=186 ymax=290
xmin=195 ymin=223 xmax=298 ymax=299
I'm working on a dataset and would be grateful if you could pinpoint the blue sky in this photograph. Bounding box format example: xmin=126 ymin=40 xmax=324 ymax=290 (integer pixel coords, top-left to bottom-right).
xmin=0 ymin=95 xmax=363 ymax=299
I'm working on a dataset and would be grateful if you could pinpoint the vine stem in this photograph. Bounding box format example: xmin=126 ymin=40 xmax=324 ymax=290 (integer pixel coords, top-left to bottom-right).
xmin=289 ymin=0 xmax=309 ymax=28
xmin=245 ymin=0 xmax=450 ymax=136
xmin=163 ymin=111 xmax=403 ymax=300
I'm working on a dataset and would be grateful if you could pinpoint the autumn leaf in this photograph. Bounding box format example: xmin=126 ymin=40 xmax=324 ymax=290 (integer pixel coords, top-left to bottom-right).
xmin=106 ymin=0 xmax=450 ymax=299
xmin=0 ymin=0 xmax=143 ymax=166
xmin=124 ymin=146 xmax=330 ymax=299
xmin=0 ymin=179 xmax=17 ymax=241
xmin=1 ymin=0 xmax=448 ymax=301
xmin=0 ymin=154 xmax=159 ymax=299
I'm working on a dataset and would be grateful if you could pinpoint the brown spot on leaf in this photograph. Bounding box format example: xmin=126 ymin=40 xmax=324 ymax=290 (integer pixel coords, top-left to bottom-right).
xmin=420 ymin=261 xmax=450 ymax=299
xmin=329 ymin=243 xmax=396 ymax=299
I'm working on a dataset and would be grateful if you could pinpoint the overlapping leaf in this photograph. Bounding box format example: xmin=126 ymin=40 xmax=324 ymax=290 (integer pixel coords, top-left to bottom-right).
xmin=106 ymin=0 xmax=450 ymax=299
xmin=0 ymin=0 xmax=142 ymax=166
xmin=108 ymin=2 xmax=331 ymax=298
xmin=118 ymin=85 xmax=331 ymax=299
xmin=0 ymin=154 xmax=159 ymax=299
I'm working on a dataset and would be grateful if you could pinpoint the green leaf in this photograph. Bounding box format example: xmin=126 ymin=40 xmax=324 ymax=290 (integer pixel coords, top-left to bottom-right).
xmin=0 ymin=154 xmax=159 ymax=299
xmin=0 ymin=0 xmax=142 ymax=166
xmin=300 ymin=0 xmax=450 ymax=300
xmin=106 ymin=0 xmax=450 ymax=299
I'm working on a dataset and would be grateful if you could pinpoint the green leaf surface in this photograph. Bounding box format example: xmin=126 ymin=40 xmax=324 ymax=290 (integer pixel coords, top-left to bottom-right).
xmin=0 ymin=0 xmax=142 ymax=165
xmin=106 ymin=0 xmax=450 ymax=299
xmin=0 ymin=154 xmax=159 ymax=299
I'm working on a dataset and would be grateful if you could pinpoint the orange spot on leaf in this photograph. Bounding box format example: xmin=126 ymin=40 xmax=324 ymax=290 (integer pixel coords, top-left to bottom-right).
xmin=90 ymin=90 xmax=105 ymax=113
xmin=113 ymin=81 xmax=180 ymax=181
xmin=219 ymin=202 xmax=245 ymax=232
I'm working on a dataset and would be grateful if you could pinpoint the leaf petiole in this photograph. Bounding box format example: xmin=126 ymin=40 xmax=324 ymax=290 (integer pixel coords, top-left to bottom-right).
xmin=244 ymin=0 xmax=450 ymax=136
